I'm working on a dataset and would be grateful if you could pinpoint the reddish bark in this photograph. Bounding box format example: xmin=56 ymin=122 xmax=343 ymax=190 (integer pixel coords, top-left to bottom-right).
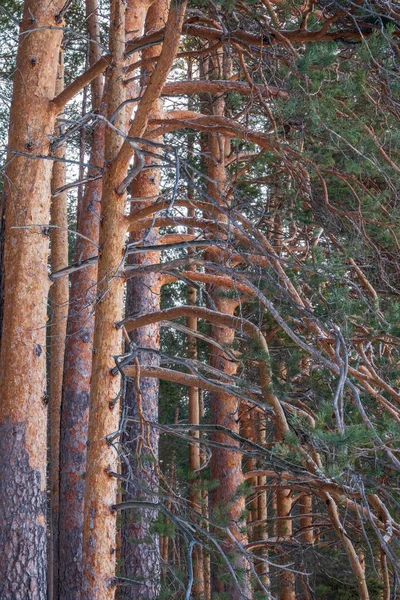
xmin=49 ymin=52 xmax=69 ymax=600
xmin=81 ymin=2 xmax=127 ymax=597
xmin=161 ymin=79 xmax=288 ymax=99
xmin=209 ymin=297 xmax=251 ymax=599
xmin=125 ymin=16 xmax=384 ymax=57
xmin=0 ymin=1 xmax=64 ymax=597
xmin=299 ymin=494 xmax=315 ymax=545
xmin=82 ymin=2 xmax=186 ymax=597
xmin=120 ymin=2 xmax=165 ymax=597
xmin=57 ymin=2 xmax=104 ymax=597
xmin=277 ymin=488 xmax=295 ymax=600
xmin=204 ymin=70 xmax=251 ymax=596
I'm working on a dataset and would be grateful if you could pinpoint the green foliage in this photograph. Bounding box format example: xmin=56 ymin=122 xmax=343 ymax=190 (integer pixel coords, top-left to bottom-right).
xmin=298 ymin=42 xmax=339 ymax=74
xmin=151 ymin=514 xmax=176 ymax=538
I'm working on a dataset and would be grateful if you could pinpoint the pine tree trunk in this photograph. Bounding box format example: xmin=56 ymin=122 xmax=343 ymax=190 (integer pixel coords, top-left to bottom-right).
xmin=84 ymin=0 xmax=185 ymax=594
xmin=120 ymin=3 xmax=166 ymax=597
xmin=186 ymin=71 xmax=205 ymax=595
xmin=209 ymin=298 xmax=250 ymax=600
xmin=49 ymin=51 xmax=69 ymax=600
xmin=81 ymin=2 xmax=127 ymax=598
xmin=299 ymin=494 xmax=314 ymax=545
xmin=277 ymin=488 xmax=295 ymax=600
xmin=0 ymin=1 xmax=64 ymax=597
xmin=205 ymin=76 xmax=251 ymax=597
xmin=257 ymin=419 xmax=269 ymax=587
xmin=187 ymin=275 xmax=205 ymax=598
xmin=58 ymin=2 xmax=104 ymax=597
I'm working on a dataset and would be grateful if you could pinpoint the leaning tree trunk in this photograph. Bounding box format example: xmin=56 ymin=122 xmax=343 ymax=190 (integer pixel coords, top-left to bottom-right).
xmin=120 ymin=2 xmax=166 ymax=597
xmin=58 ymin=1 xmax=104 ymax=597
xmin=0 ymin=2 xmax=65 ymax=597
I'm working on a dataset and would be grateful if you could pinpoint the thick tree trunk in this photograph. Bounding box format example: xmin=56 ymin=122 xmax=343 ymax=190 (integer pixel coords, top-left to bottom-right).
xmin=58 ymin=2 xmax=104 ymax=598
xmin=0 ymin=2 xmax=64 ymax=598
xmin=49 ymin=51 xmax=69 ymax=600
xmin=120 ymin=2 xmax=165 ymax=597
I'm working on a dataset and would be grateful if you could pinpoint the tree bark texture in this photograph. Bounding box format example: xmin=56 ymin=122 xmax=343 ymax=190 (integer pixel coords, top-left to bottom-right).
xmin=205 ymin=69 xmax=251 ymax=597
xmin=0 ymin=2 xmax=64 ymax=597
xmin=277 ymin=488 xmax=295 ymax=600
xmin=209 ymin=297 xmax=251 ymax=600
xmin=81 ymin=2 xmax=127 ymax=598
xmin=49 ymin=51 xmax=69 ymax=600
xmin=120 ymin=2 xmax=166 ymax=597
xmin=57 ymin=2 xmax=104 ymax=597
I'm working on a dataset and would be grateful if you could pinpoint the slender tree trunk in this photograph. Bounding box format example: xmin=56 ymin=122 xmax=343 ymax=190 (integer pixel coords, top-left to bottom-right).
xmin=298 ymin=357 xmax=314 ymax=548
xmin=0 ymin=2 xmax=64 ymax=597
xmin=253 ymin=412 xmax=269 ymax=587
xmin=81 ymin=2 xmax=127 ymax=598
xmin=299 ymin=494 xmax=314 ymax=545
xmin=186 ymin=65 xmax=205 ymax=594
xmin=58 ymin=2 xmax=104 ymax=598
xmin=209 ymin=298 xmax=251 ymax=599
xmin=120 ymin=2 xmax=166 ymax=597
xmin=187 ymin=272 xmax=205 ymax=598
xmin=277 ymin=488 xmax=295 ymax=600
xmin=0 ymin=192 xmax=4 ymax=333
xmin=49 ymin=51 xmax=69 ymax=600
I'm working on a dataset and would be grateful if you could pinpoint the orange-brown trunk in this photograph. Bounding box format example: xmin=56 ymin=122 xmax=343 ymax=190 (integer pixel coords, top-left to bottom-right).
xmin=204 ymin=52 xmax=250 ymax=596
xmin=277 ymin=488 xmax=295 ymax=600
xmin=81 ymin=2 xmax=127 ymax=597
xmin=120 ymin=2 xmax=166 ymax=597
xmin=49 ymin=51 xmax=69 ymax=600
xmin=58 ymin=2 xmax=104 ymax=597
xmin=0 ymin=1 xmax=64 ymax=596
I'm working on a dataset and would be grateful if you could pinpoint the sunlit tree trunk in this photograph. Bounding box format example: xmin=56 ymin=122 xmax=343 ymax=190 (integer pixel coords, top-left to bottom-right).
xmin=58 ymin=2 xmax=104 ymax=598
xmin=82 ymin=1 xmax=186 ymax=596
xmin=81 ymin=1 xmax=127 ymax=597
xmin=209 ymin=297 xmax=250 ymax=599
xmin=0 ymin=1 xmax=64 ymax=596
xmin=299 ymin=495 xmax=314 ymax=546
